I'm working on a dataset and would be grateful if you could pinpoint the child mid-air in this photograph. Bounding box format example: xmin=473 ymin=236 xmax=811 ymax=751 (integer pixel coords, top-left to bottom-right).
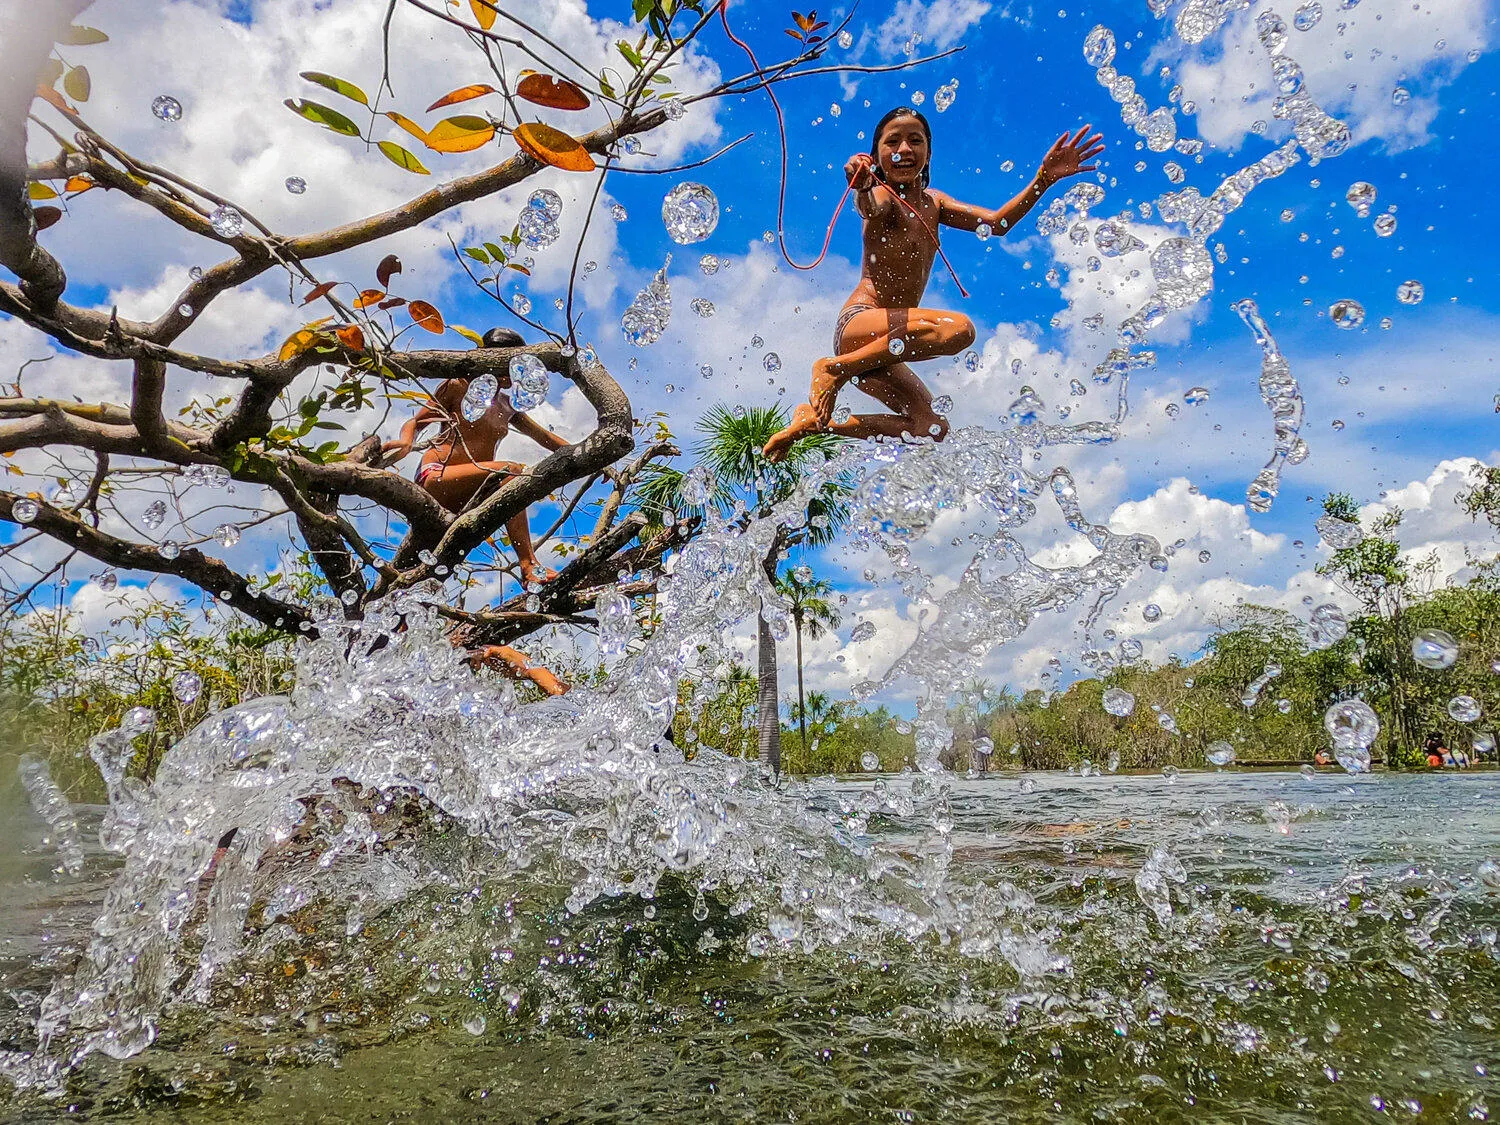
xmin=762 ymin=107 xmax=1105 ymax=462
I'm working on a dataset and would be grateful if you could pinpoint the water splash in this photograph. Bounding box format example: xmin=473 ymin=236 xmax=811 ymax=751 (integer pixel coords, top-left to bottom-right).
xmin=1237 ymin=299 xmax=1307 ymax=513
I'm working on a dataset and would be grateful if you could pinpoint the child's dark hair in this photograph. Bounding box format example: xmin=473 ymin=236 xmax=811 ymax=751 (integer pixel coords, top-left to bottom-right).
xmin=869 ymin=105 xmax=932 ymax=189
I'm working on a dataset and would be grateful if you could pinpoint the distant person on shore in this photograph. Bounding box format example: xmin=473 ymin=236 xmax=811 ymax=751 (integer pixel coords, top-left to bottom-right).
xmin=762 ymin=108 xmax=1105 ymax=461
xmin=1425 ymin=733 xmax=1447 ymax=769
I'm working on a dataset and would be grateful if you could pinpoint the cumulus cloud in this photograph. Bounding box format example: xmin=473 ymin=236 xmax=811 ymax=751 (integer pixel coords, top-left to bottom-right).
xmin=875 ymin=0 xmax=993 ymax=54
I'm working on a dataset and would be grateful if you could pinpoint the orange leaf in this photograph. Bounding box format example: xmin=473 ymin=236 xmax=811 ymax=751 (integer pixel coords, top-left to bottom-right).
xmin=793 ymin=11 xmax=813 ymax=31
xmin=278 ymin=326 xmax=326 ymax=362
xmin=335 ymin=324 xmax=366 ymax=351
xmin=33 ymin=206 xmax=62 ymax=231
xmin=376 ymin=254 xmax=402 ymax=290
xmin=469 ymin=0 xmax=496 ymax=30
xmin=385 ymin=111 xmax=429 ymax=144
xmin=515 ymin=73 xmax=590 ymax=111
xmin=34 ymin=84 xmax=74 ymax=114
xmin=64 ymin=175 xmax=93 ymax=193
xmin=408 ymin=300 xmax=445 ymax=334
xmin=425 ymin=115 xmax=496 ymax=154
xmin=512 ymin=122 xmax=594 ymax=172
xmin=301 ymin=281 xmax=339 ymax=305
xmin=354 ymin=288 xmax=386 ymax=309
xmin=426 ymin=83 xmax=497 ymax=112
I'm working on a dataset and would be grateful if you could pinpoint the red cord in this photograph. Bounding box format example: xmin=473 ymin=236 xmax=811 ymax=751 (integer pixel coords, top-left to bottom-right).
xmin=717 ymin=4 xmax=969 ymax=299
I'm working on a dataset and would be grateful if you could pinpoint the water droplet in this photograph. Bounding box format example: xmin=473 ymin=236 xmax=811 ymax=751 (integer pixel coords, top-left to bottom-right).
xmin=1329 ymin=299 xmax=1365 ymax=329
xmin=851 ymin=621 xmax=876 ymax=642
xmin=151 ymin=94 xmax=182 ymax=121
xmin=1150 ymin=237 xmax=1214 ymax=308
xmin=1083 ymin=24 xmax=1116 ymax=68
xmin=1142 ymin=603 xmax=1162 ymax=622
xmin=1396 ymin=279 xmax=1424 ymax=304
xmin=610 ymin=203 xmax=628 ymax=222
xmin=621 ymin=258 xmax=672 ymax=347
xmin=1411 ymin=628 xmax=1459 ymax=670
xmin=838 ymin=28 xmax=853 ymax=48
xmin=763 ymin=352 xmax=781 ymax=373
xmin=699 ymin=254 xmax=720 ymax=275
xmin=680 ymin=465 xmax=715 ymax=506
xmin=932 ymin=395 xmax=953 ymax=416
xmin=213 ymin=523 xmax=240 ymax=548
xmin=142 ymin=499 xmax=168 ymax=529
xmin=463 ymin=1014 xmax=487 ymax=1036
xmin=189 ymin=265 xmax=203 ymax=280
xmin=962 ymin=350 xmax=980 ymax=372
xmin=1207 ymin=741 xmax=1235 ymax=766
xmin=527 ymin=188 xmax=562 ymax=222
xmin=933 ymin=82 xmax=958 ymax=112
xmin=1324 ymin=698 xmax=1379 ymax=752
xmin=511 ymin=292 xmax=532 ymax=316
xmin=92 ymin=570 xmax=118 ymax=592
xmin=1102 ymin=687 xmax=1135 ymax=717
xmin=1198 ymin=549 xmax=1212 ymax=563
xmin=158 ymin=541 xmax=181 ymax=560
xmin=462 ymin=374 xmax=498 ymax=421
xmin=975 ymin=222 xmax=992 ymax=241
xmin=1183 ymin=385 xmax=1210 ymax=405
xmin=1391 ymin=85 xmax=1411 ymax=105
xmin=11 ymin=497 xmax=39 ymax=524
xmin=208 ymin=205 xmax=244 ymax=238
xmin=1373 ymin=213 xmax=1396 ymax=237
xmin=284 ymin=176 xmax=306 ymax=195
xmin=519 ymin=206 xmax=558 ymax=249
xmin=1308 ymin=603 xmax=1348 ymax=649
xmin=509 ymin=355 xmax=550 ymax=411
xmin=859 ymin=750 xmax=879 ymax=771
xmin=690 ymin=297 xmax=715 ymax=318
xmin=623 ymin=136 xmax=642 ymax=155
xmin=1293 ymin=0 xmax=1322 ymax=30
xmin=172 ymin=670 xmax=202 ymax=704
xmin=662 ymin=182 xmax=719 ymax=244
xmin=1449 ymin=695 xmax=1482 ymax=723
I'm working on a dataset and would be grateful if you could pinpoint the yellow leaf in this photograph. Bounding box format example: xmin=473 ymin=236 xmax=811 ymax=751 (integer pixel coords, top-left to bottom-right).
xmin=354 ymin=289 xmax=386 ymax=310
xmin=28 ymin=182 xmax=58 ymax=200
xmin=450 ymin=324 xmax=484 ymax=346
xmin=385 ymin=111 xmax=429 ymax=144
xmin=513 ymin=122 xmax=594 ymax=172
xmin=425 ymin=115 xmax=496 ymax=154
xmin=278 ymin=327 xmax=326 ymax=362
xmin=377 ymin=140 xmax=431 ymax=174
xmin=63 ymin=175 xmax=93 ymax=193
xmin=469 ymin=0 xmax=497 ymax=30
xmin=408 ymin=300 xmax=445 ymax=334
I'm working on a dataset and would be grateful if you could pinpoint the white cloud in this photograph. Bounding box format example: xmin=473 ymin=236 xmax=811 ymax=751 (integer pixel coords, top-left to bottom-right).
xmin=875 ymin=0 xmax=993 ymax=55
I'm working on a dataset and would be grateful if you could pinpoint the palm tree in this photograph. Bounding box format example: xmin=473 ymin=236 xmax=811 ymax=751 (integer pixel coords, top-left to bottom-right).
xmin=682 ymin=404 xmax=852 ymax=775
xmin=954 ymin=677 xmax=1011 ymax=772
xmin=775 ymin=566 xmax=841 ymax=755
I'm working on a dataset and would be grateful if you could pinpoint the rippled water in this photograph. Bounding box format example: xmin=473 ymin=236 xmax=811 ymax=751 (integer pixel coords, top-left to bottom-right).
xmin=3 ymin=767 xmax=1497 ymax=1121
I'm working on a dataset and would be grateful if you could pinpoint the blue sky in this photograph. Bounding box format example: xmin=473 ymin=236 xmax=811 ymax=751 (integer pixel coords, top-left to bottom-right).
xmin=3 ymin=0 xmax=1497 ymax=699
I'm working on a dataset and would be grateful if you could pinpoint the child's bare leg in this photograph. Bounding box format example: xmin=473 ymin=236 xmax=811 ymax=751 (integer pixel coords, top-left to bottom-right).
xmin=813 ymin=307 xmax=975 ymax=422
xmin=504 ymin=510 xmax=554 ymax=586
xmin=828 ymin=363 xmax=950 ymax=444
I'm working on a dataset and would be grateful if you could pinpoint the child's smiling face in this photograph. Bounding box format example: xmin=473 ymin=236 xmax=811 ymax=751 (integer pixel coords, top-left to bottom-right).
xmin=875 ymin=114 xmax=929 ymax=185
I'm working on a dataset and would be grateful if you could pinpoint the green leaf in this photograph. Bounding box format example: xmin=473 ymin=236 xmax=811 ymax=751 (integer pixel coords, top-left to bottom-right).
xmin=284 ymin=98 xmax=362 ymax=137
xmin=482 ymin=241 xmax=507 ymax=260
xmin=58 ymin=26 xmax=109 ymax=45
xmin=463 ymin=246 xmax=491 ymax=263
xmin=617 ymin=40 xmax=643 ymax=69
xmin=376 ymin=140 xmax=430 ymax=174
xmin=300 ymin=71 xmax=370 ymax=107
xmin=62 ymin=66 xmax=90 ymax=102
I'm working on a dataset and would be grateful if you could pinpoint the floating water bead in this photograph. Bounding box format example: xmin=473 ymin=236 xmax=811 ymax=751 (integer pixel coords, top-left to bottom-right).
xmin=1373 ymin=213 xmax=1396 ymax=237
xmin=509 ymin=354 xmax=550 ymax=410
xmin=1328 ymin=299 xmax=1364 ymax=329
xmin=837 ymin=28 xmax=853 ymax=48
xmin=151 ymin=94 xmax=183 ymax=121
xmin=622 ymin=136 xmax=641 ymax=155
xmin=1391 ymin=85 xmax=1410 ymax=106
xmin=159 ymin=541 xmax=182 ymax=560
xmin=1449 ymin=695 xmax=1482 ymax=723
xmin=933 ymin=81 xmax=958 ymax=113
xmin=512 ymin=292 xmax=532 ymax=315
xmin=699 ymin=254 xmax=720 ymax=275
xmin=284 ymin=176 xmax=306 ymax=195
xmin=1150 ymin=237 xmax=1214 ymax=309
xmin=11 ymin=497 xmax=39 ymax=524
xmin=527 ymin=189 xmax=562 ymax=221
xmin=1315 ymin=514 xmax=1363 ymax=549
xmin=763 ymin=353 xmax=781 ymax=373
xmin=1083 ymin=24 xmax=1116 ymax=67
xmin=1308 ymin=603 xmax=1348 ymax=648
xmin=92 ymin=570 xmax=118 ymax=592
xmin=1069 ymin=378 xmax=1087 ymax=396
xmin=518 ymin=207 xmax=558 ymax=249
xmin=1183 ymin=386 xmax=1210 ymax=405
xmin=461 ymin=373 xmax=498 ymax=421
xmin=213 ymin=524 xmax=240 ymax=548
xmin=690 ymin=297 xmax=715 ymax=318
xmin=861 ymin=751 xmax=879 ymax=771
xmin=1346 ymin=186 xmax=1376 ymax=221
xmin=962 ymin=350 xmax=979 ymax=372
xmin=1143 ymin=603 xmax=1161 ymax=622
xmin=610 ymin=203 xmax=628 ymax=221
xmin=661 ymin=182 xmax=719 ymax=244
xmin=1324 ymin=698 xmax=1379 ymax=748
xmin=680 ymin=465 xmax=714 ymax=506
xmin=832 ymin=404 xmax=851 ymax=424
xmin=208 ymin=205 xmax=244 ymax=238
xmin=621 ymin=258 xmax=672 ymax=346
xmin=142 ymin=499 xmax=168 ymax=529
xmin=1396 ymin=279 xmax=1424 ymax=305
xmin=1411 ymin=628 xmax=1459 ymax=669
xmin=1102 ymin=686 xmax=1135 ymax=717
xmin=172 ymin=670 xmax=202 ymax=704
xmin=975 ymin=222 xmax=991 ymax=241
xmin=931 ymin=395 xmax=953 ymax=417
xmin=888 ymin=337 xmax=905 ymax=356
xmin=1293 ymin=0 xmax=1322 ymax=29
xmin=1206 ymin=741 xmax=1235 ymax=766
xmin=1198 ymin=549 xmax=1211 ymax=563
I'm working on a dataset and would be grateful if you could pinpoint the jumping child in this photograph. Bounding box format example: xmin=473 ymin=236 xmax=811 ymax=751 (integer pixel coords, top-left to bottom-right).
xmin=763 ymin=107 xmax=1105 ymax=461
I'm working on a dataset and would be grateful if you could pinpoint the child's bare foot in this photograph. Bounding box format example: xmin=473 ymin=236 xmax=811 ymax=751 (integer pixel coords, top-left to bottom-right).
xmin=521 ymin=562 xmax=558 ymax=586
xmin=809 ymin=358 xmax=841 ymax=426
xmin=763 ymin=402 xmax=820 ymax=463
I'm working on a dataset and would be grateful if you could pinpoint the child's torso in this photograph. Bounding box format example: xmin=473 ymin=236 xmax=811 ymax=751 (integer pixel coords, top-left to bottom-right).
xmin=852 ymin=189 xmax=941 ymax=310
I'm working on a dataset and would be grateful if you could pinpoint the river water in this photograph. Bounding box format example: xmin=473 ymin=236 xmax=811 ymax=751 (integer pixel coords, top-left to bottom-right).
xmin=3 ymin=767 xmax=1496 ymax=1122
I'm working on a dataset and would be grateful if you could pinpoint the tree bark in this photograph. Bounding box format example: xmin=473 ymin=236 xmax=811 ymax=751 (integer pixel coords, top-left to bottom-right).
xmin=757 ymin=612 xmax=780 ymax=777
xmin=794 ymin=612 xmax=807 ymax=757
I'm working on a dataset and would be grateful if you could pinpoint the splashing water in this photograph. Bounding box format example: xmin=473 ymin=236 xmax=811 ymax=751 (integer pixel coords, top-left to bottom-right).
xmin=1237 ymin=299 xmax=1307 ymax=513
xmin=621 ymin=256 xmax=672 ymax=346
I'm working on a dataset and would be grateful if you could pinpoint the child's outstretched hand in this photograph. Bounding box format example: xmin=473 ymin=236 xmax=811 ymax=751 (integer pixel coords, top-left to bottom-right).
xmin=1037 ymin=125 xmax=1106 ymax=186
xmin=845 ymin=152 xmax=877 ymax=191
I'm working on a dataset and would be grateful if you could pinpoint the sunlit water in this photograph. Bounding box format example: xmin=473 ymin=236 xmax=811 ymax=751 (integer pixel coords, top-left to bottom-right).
xmin=3 ymin=769 xmax=1497 ymax=1121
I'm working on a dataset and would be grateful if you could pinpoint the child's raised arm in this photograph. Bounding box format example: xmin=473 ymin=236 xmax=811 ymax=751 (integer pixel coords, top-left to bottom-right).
xmin=845 ymin=153 xmax=898 ymax=222
xmin=936 ymin=125 xmax=1104 ymax=235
